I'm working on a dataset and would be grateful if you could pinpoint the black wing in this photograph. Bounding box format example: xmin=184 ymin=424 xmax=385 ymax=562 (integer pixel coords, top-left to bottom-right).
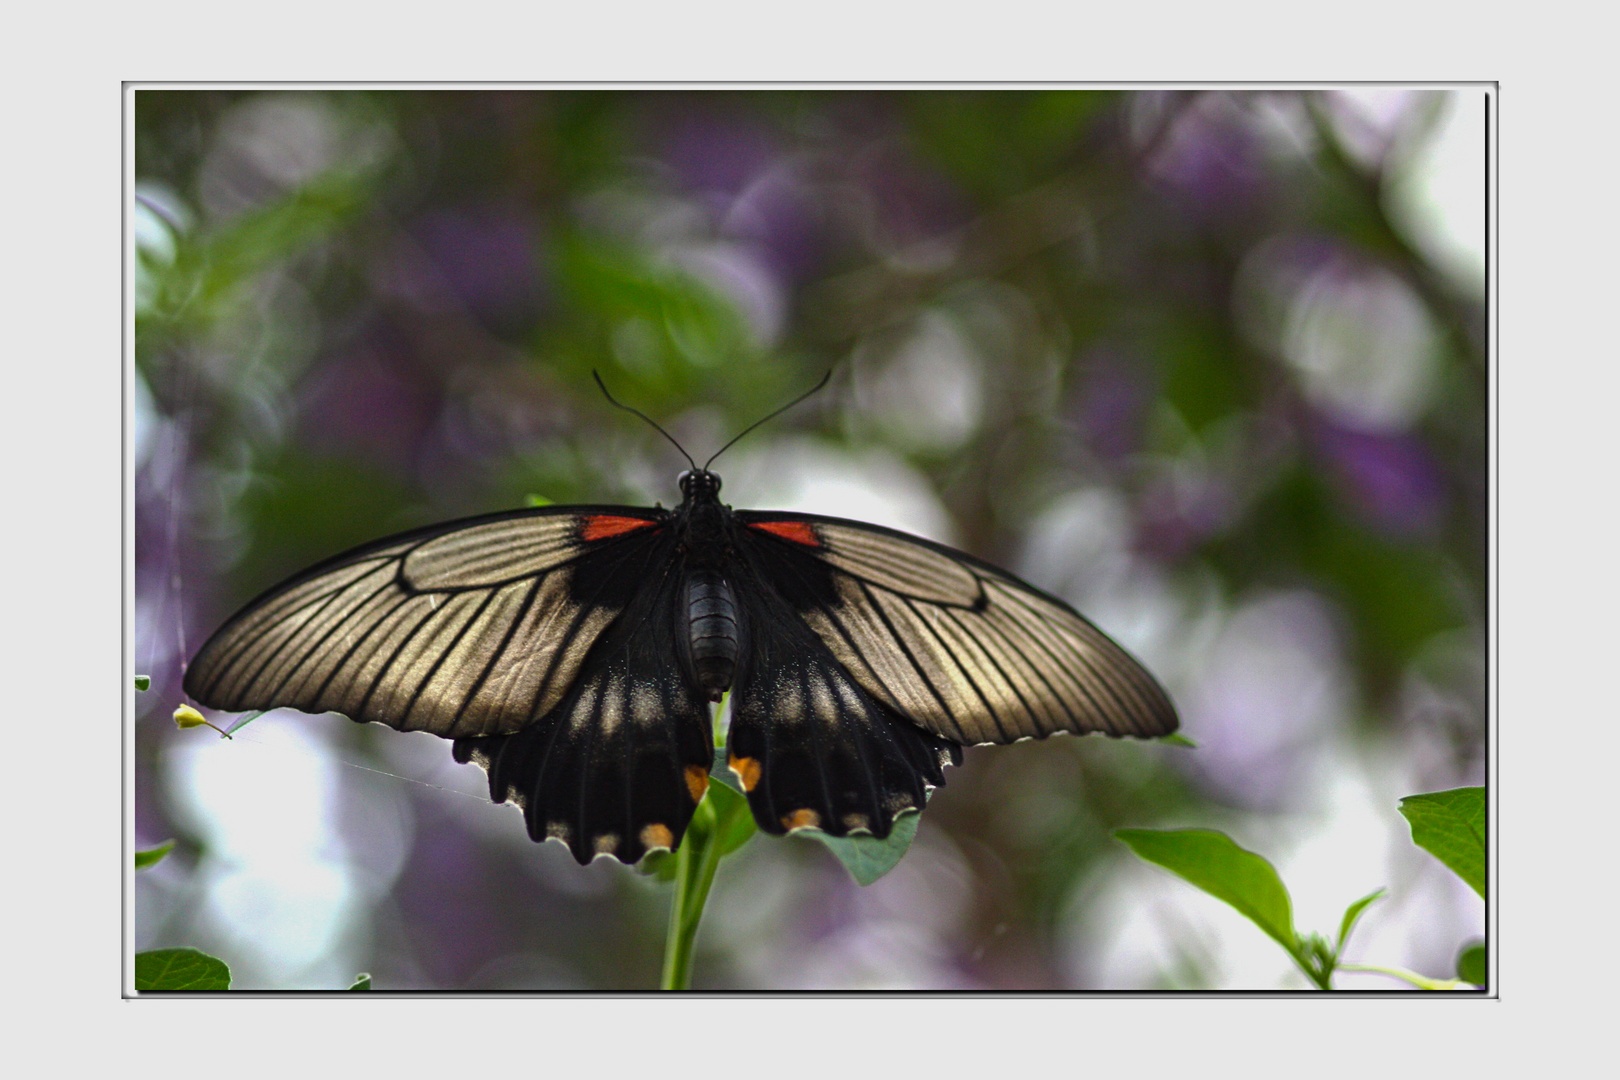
xmin=733 ymin=512 xmax=1178 ymax=746
xmin=722 ymin=541 xmax=961 ymax=840
xmin=452 ymin=558 xmax=716 ymax=864
xmin=183 ymin=506 xmax=669 ymax=739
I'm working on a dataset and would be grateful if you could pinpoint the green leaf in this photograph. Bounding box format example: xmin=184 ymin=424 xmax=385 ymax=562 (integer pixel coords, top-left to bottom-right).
xmin=638 ymin=848 xmax=679 ymax=881
xmin=709 ymin=746 xmax=747 ymax=796
xmin=135 ymin=675 xmax=151 ymax=692
xmin=1398 ymin=787 xmax=1485 ymax=898
xmin=707 ymin=780 xmax=758 ymax=857
xmin=349 ymin=973 xmax=373 ymax=990
xmin=1456 ymin=941 xmax=1486 ymax=986
xmin=1335 ymin=887 xmax=1387 ymax=955
xmin=801 ymin=811 xmax=921 ymax=887
xmin=1116 ymin=828 xmax=1297 ymax=953
xmin=134 ymin=948 xmax=231 ymax=991
xmin=1159 ymin=733 xmax=1198 ymax=748
xmin=135 ymin=840 xmax=176 ymax=870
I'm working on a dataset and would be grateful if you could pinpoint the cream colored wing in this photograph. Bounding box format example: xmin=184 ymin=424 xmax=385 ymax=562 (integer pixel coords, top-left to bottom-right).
xmin=738 ymin=514 xmax=1177 ymax=745
xmin=183 ymin=508 xmax=666 ymax=738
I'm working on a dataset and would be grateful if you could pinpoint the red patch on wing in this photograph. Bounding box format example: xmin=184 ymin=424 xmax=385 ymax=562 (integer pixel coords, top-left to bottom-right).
xmin=750 ymin=520 xmax=821 ymax=547
xmin=581 ymin=515 xmax=658 ymax=542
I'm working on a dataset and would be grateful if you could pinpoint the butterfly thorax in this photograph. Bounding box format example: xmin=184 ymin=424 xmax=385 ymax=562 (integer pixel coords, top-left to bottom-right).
xmin=674 ymin=469 xmax=740 ymax=701
xmin=673 ymin=469 xmax=730 ymax=556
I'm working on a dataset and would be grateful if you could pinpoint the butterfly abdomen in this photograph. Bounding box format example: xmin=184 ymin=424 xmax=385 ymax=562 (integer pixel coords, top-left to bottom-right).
xmin=684 ymin=569 xmax=738 ymax=702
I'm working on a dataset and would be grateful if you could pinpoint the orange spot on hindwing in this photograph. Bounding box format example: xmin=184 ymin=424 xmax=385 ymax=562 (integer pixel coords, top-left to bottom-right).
xmin=749 ymin=520 xmax=821 ymax=547
xmin=684 ymin=765 xmax=710 ymax=803
xmin=782 ymin=809 xmax=821 ymax=831
xmin=640 ymin=823 xmax=674 ymax=851
xmin=581 ymin=515 xmax=658 ymax=542
xmin=727 ymin=755 xmax=761 ymax=792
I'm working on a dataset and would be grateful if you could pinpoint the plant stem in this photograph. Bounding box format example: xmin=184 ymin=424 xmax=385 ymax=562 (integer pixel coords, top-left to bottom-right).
xmin=1337 ymin=963 xmax=1474 ymax=990
xmin=1302 ymin=961 xmax=1334 ymax=991
xmin=660 ymin=795 xmax=725 ymax=991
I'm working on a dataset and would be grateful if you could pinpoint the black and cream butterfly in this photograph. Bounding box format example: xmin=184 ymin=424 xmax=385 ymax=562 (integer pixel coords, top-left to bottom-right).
xmin=185 ymin=442 xmax=1177 ymax=867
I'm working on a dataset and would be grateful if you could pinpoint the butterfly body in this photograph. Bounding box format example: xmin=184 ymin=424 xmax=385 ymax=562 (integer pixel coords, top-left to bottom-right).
xmin=186 ymin=466 xmax=1176 ymax=865
xmin=668 ymin=470 xmax=742 ymax=701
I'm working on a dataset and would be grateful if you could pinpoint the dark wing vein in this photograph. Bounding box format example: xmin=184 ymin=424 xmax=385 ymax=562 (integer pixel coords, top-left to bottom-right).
xmin=1002 ymin=584 xmax=1171 ymax=735
xmin=444 ymin=574 xmax=546 ymax=737
xmin=391 ymin=585 xmax=505 ymax=728
xmin=213 ymin=558 xmax=403 ymax=706
xmin=855 ymin=579 xmax=958 ymax=725
xmin=904 ymin=595 xmax=1008 ymax=741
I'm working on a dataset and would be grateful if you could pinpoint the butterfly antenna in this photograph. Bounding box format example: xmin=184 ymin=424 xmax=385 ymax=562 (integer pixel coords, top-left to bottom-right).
xmin=704 ymin=368 xmax=833 ymax=470
xmin=592 ymin=370 xmax=697 ymax=471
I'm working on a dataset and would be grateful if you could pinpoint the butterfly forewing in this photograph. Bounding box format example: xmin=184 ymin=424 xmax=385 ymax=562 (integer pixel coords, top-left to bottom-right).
xmin=736 ymin=513 xmax=1178 ymax=746
xmin=183 ymin=507 xmax=666 ymax=739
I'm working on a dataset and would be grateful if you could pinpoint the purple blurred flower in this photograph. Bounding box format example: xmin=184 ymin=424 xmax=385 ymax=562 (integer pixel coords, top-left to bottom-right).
xmin=1135 ymin=474 xmax=1239 ymax=563
xmin=411 ymin=204 xmax=548 ymax=335
xmin=1178 ymin=591 xmax=1347 ymax=811
xmin=1261 ymin=232 xmax=1353 ymax=280
xmin=660 ymin=113 xmax=780 ymax=198
xmin=723 ymin=166 xmax=825 ymax=283
xmin=390 ymin=810 xmax=510 ymax=987
xmin=1311 ymin=416 xmax=1446 ymax=538
xmin=1070 ymin=349 xmax=1153 ymax=460
xmin=657 ymin=112 xmax=826 ymax=282
xmin=1146 ymin=96 xmax=1267 ymax=219
xmin=298 ymin=340 xmax=438 ymax=476
xmin=855 ymin=143 xmax=970 ymax=253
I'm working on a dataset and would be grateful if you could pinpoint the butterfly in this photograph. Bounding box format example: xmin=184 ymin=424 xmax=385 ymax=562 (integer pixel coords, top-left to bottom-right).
xmin=183 ymin=380 xmax=1178 ymax=866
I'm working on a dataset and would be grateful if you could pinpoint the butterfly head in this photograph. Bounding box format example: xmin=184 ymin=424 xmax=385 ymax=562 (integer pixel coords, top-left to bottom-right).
xmin=678 ymin=468 xmax=722 ymax=503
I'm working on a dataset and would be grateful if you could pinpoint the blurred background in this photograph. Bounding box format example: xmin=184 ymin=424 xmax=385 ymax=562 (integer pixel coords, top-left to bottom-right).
xmin=132 ymin=87 xmax=1486 ymax=991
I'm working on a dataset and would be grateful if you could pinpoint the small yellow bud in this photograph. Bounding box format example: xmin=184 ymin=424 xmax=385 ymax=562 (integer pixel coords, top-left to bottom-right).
xmin=174 ymin=703 xmax=232 ymax=738
xmin=174 ymin=704 xmax=208 ymax=728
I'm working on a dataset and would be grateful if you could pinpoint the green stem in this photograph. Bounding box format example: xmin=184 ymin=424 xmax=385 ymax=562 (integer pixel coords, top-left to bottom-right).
xmin=1286 ymin=938 xmax=1335 ymax=990
xmin=1337 ymin=962 xmax=1473 ymax=990
xmin=660 ymin=795 xmax=725 ymax=990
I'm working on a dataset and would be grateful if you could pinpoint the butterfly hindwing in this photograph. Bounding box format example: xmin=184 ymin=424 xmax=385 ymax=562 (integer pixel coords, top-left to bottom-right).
xmin=724 ymin=543 xmax=962 ymax=840
xmin=735 ymin=511 xmax=1178 ymax=746
xmin=453 ymin=562 xmax=716 ymax=864
xmin=182 ymin=506 xmax=668 ymax=739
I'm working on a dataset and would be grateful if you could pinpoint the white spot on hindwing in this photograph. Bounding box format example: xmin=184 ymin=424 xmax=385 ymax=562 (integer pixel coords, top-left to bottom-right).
xmin=629 ymin=683 xmax=660 ymax=726
xmin=573 ymin=679 xmax=601 ymax=732
xmin=597 ymin=673 xmax=626 ymax=736
xmin=776 ymin=671 xmax=804 ymax=726
xmin=808 ymin=671 xmax=839 ymax=726
xmin=832 ymin=669 xmax=867 ymax=723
